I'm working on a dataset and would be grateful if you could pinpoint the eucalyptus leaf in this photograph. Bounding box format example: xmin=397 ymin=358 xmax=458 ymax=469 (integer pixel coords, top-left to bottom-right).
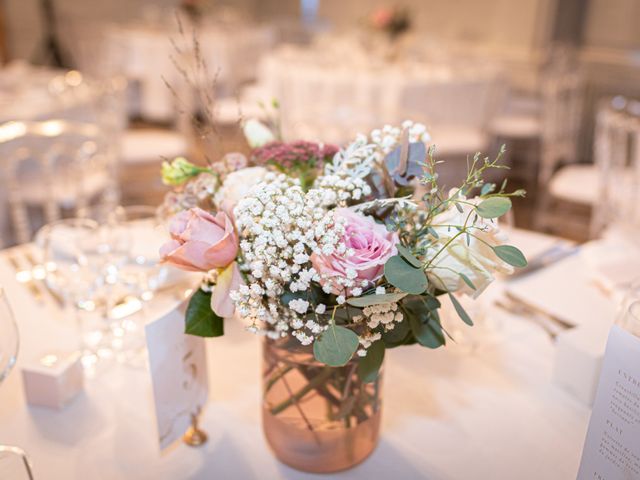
xmin=347 ymin=292 xmax=408 ymax=307
xmin=421 ymin=294 xmax=441 ymax=311
xmin=313 ymin=325 xmax=359 ymax=366
xmin=396 ymin=244 xmax=422 ymax=268
xmin=357 ymin=340 xmax=385 ymax=383
xmin=481 ymin=183 xmax=495 ymax=195
xmin=448 ymin=293 xmax=473 ymax=326
xmin=476 ymin=197 xmax=512 ymax=219
xmin=493 ymin=245 xmax=528 ymax=268
xmin=384 ymin=142 xmax=426 ymax=186
xmin=408 ymin=313 xmax=445 ymax=349
xmin=384 ymin=255 xmax=428 ymax=295
xmin=459 ymin=272 xmax=477 ymax=290
xmin=185 ymin=289 xmax=224 ymax=337
xmin=381 ymin=318 xmax=411 ymax=348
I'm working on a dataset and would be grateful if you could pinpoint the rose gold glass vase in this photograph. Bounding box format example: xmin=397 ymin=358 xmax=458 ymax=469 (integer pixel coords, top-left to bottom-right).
xmin=262 ymin=337 xmax=383 ymax=473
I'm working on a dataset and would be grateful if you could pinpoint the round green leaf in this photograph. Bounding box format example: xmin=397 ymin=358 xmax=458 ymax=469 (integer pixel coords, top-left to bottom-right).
xmin=357 ymin=340 xmax=385 ymax=383
xmin=476 ymin=197 xmax=512 ymax=219
xmin=313 ymin=325 xmax=359 ymax=366
xmin=396 ymin=244 xmax=422 ymax=268
xmin=384 ymin=256 xmax=428 ymax=295
xmin=493 ymin=245 xmax=528 ymax=268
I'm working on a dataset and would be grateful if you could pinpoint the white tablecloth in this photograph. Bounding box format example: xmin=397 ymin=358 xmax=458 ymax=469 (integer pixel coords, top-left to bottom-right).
xmin=257 ymin=42 xmax=503 ymax=146
xmin=102 ymin=21 xmax=275 ymax=122
xmin=0 ymin=230 xmax=591 ymax=479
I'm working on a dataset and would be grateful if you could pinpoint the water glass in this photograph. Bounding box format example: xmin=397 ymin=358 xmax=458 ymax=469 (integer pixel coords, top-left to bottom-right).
xmin=616 ymin=300 xmax=640 ymax=338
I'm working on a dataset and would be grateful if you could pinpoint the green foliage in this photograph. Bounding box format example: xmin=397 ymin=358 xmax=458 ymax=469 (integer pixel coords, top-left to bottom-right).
xmin=402 ymin=295 xmax=445 ymax=349
xmin=448 ymin=293 xmax=473 ymax=326
xmin=357 ymin=340 xmax=385 ymax=383
xmin=476 ymin=197 xmax=512 ymax=219
xmin=313 ymin=325 xmax=359 ymax=366
xmin=493 ymin=245 xmax=528 ymax=268
xmin=459 ymin=272 xmax=477 ymax=290
xmin=185 ymin=289 xmax=224 ymax=337
xmin=384 ymin=255 xmax=428 ymax=295
xmin=396 ymin=244 xmax=422 ymax=268
xmin=381 ymin=318 xmax=413 ymax=348
xmin=408 ymin=311 xmax=445 ymax=348
xmin=347 ymin=292 xmax=408 ymax=307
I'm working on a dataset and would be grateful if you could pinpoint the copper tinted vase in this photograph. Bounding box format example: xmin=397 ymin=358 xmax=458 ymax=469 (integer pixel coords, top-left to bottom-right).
xmin=262 ymin=337 xmax=383 ymax=473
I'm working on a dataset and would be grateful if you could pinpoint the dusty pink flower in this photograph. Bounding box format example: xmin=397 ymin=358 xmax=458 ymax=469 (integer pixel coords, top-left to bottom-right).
xmin=160 ymin=207 xmax=238 ymax=272
xmin=311 ymin=208 xmax=399 ymax=294
xmin=252 ymin=141 xmax=339 ymax=169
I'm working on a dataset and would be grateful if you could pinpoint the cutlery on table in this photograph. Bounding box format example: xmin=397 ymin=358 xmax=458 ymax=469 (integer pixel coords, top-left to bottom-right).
xmin=495 ymin=295 xmax=571 ymax=340
xmin=6 ymin=253 xmax=44 ymax=304
xmin=22 ymin=249 xmax=65 ymax=308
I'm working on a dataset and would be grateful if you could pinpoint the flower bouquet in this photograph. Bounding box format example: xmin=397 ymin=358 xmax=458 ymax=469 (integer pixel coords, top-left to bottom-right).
xmin=158 ymin=120 xmax=526 ymax=472
xmin=368 ymin=6 xmax=412 ymax=40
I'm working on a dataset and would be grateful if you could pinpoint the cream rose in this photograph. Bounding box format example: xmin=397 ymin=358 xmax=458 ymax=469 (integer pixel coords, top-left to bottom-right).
xmin=214 ymin=166 xmax=268 ymax=216
xmin=426 ymin=192 xmax=513 ymax=297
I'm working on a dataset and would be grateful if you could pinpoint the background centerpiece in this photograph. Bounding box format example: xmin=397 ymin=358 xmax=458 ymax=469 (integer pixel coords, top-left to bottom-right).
xmin=159 ymin=119 xmax=526 ymax=473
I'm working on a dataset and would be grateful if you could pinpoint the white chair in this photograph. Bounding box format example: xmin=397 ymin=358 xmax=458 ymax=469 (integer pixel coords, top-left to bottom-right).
xmin=589 ymin=99 xmax=640 ymax=237
xmin=399 ymin=76 xmax=502 ymax=156
xmin=0 ymin=120 xmax=118 ymax=244
xmin=533 ymin=70 xmax=585 ymax=234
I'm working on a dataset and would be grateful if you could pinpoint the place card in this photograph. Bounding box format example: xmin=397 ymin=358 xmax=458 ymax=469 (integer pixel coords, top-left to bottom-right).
xmin=146 ymin=301 xmax=209 ymax=450
xmin=577 ymin=325 xmax=640 ymax=479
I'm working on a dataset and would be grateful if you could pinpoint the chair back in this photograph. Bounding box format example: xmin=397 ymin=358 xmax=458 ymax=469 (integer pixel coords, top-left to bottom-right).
xmin=537 ymin=70 xmax=584 ymax=189
xmin=590 ymin=98 xmax=640 ymax=237
xmin=0 ymin=120 xmax=118 ymax=244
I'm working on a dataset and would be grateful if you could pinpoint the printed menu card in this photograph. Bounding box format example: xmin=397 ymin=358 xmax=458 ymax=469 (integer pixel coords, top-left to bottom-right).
xmin=146 ymin=302 xmax=209 ymax=449
xmin=577 ymin=325 xmax=640 ymax=479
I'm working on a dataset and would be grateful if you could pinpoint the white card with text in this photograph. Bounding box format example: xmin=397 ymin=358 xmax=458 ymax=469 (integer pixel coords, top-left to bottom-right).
xmin=577 ymin=325 xmax=640 ymax=479
xmin=146 ymin=302 xmax=209 ymax=449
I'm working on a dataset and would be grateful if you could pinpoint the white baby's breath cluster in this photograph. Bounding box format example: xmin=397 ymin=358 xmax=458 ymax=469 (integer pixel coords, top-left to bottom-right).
xmin=231 ymin=173 xmax=346 ymax=344
xmin=353 ymin=301 xmax=404 ymax=356
xmin=313 ymin=138 xmax=375 ymax=207
xmin=369 ymin=121 xmax=431 ymax=160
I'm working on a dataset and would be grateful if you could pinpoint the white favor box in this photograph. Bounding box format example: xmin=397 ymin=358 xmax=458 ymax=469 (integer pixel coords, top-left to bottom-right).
xmin=21 ymin=351 xmax=84 ymax=409
xmin=552 ymin=322 xmax=611 ymax=406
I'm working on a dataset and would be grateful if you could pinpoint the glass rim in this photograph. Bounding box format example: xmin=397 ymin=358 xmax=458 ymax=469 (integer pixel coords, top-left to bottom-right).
xmin=628 ymin=300 xmax=640 ymax=323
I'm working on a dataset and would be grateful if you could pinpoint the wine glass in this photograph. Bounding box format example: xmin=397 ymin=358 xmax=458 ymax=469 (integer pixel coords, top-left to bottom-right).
xmin=107 ymin=205 xmax=167 ymax=301
xmin=0 ymin=288 xmax=34 ymax=480
xmin=106 ymin=205 xmax=166 ymax=364
xmin=0 ymin=287 xmax=18 ymax=384
xmin=616 ymin=300 xmax=640 ymax=337
xmin=34 ymin=218 xmax=112 ymax=369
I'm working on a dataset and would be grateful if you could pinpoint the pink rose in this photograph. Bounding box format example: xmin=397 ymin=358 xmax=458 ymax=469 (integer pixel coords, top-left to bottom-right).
xmin=160 ymin=207 xmax=238 ymax=272
xmin=311 ymin=208 xmax=399 ymax=295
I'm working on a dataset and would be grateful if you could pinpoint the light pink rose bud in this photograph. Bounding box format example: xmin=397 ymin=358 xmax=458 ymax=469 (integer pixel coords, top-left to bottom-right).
xmin=311 ymin=208 xmax=399 ymax=295
xmin=160 ymin=207 xmax=238 ymax=272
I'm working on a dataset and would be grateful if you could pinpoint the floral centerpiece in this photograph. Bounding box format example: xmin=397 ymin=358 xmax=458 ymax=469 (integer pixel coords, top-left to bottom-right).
xmin=368 ymin=6 xmax=411 ymax=40
xmin=158 ymin=119 xmax=526 ymax=472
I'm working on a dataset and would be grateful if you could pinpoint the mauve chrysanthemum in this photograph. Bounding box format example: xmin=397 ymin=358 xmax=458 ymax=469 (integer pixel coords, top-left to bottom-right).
xmin=252 ymin=141 xmax=339 ymax=169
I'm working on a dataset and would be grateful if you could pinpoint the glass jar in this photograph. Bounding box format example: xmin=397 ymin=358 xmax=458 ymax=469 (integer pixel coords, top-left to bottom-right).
xmin=261 ymin=336 xmax=383 ymax=473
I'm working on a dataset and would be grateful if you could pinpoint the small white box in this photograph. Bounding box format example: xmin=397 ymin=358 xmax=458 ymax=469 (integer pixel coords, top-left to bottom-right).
xmin=21 ymin=351 xmax=84 ymax=409
xmin=552 ymin=322 xmax=611 ymax=406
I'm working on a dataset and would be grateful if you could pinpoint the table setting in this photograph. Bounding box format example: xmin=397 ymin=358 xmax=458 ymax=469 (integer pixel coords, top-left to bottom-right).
xmin=1 ymin=110 xmax=638 ymax=479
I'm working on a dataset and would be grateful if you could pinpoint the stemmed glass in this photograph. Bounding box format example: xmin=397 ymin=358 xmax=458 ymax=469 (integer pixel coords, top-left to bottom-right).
xmin=0 ymin=287 xmax=34 ymax=479
xmin=616 ymin=300 xmax=640 ymax=337
xmin=106 ymin=205 xmax=166 ymax=363
xmin=35 ymin=218 xmax=113 ymax=369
